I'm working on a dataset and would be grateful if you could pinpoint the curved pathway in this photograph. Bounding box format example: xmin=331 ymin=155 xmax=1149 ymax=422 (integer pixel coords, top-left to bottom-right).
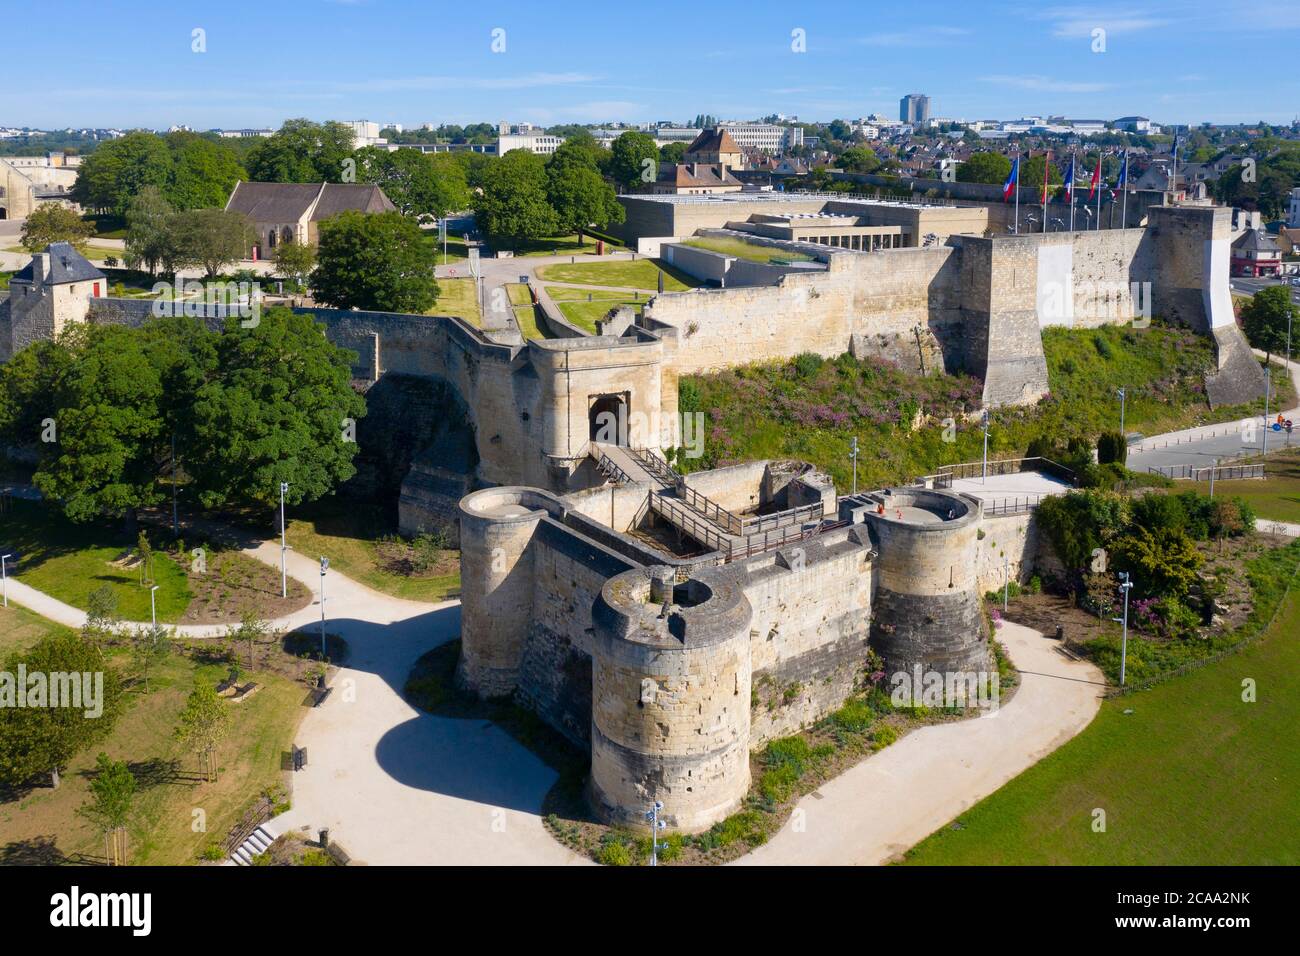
xmin=737 ymin=621 xmax=1106 ymax=866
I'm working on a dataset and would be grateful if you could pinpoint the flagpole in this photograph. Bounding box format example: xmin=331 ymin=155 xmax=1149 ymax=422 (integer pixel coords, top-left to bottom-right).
xmin=1069 ymin=152 xmax=1076 ymax=233
xmin=1096 ymin=153 xmax=1103 ymax=230
xmin=1014 ymin=150 xmax=1020 ymax=234
xmin=1121 ymin=149 xmax=1129 ymax=228
xmin=1043 ymin=149 xmax=1050 ymax=234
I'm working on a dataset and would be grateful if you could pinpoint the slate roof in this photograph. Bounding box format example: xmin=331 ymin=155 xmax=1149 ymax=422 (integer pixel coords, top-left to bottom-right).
xmin=1233 ymin=230 xmax=1281 ymax=254
xmin=659 ymin=163 xmax=744 ymax=188
xmin=224 ymin=181 xmax=395 ymax=222
xmin=12 ymin=242 xmax=105 ymax=285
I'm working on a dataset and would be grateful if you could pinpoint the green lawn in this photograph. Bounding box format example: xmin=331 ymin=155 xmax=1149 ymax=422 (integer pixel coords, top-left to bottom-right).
xmin=904 ymin=563 xmax=1300 ymax=864
xmin=504 ymin=284 xmax=554 ymax=341
xmin=3 ymin=499 xmax=192 ymax=623
xmin=535 ymin=258 xmax=697 ymax=292
xmin=1213 ymin=447 xmax=1300 ymax=523
xmin=0 ymin=605 xmax=306 ymax=866
xmin=4 ymin=243 xmax=117 ymax=263
xmin=681 ymin=236 xmax=815 ymax=264
xmin=491 ymin=234 xmax=621 ymax=258
xmin=424 ymin=232 xmax=468 ymax=265
xmin=557 ymin=298 xmax=643 ymax=334
xmin=428 ymin=276 xmax=480 ymax=327
xmin=0 ymin=271 xmax=11 ymax=290
xmin=285 ymin=503 xmax=459 ymax=603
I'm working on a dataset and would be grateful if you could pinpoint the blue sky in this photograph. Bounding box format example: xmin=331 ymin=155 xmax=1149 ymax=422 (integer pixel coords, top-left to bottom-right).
xmin=3 ymin=0 xmax=1296 ymax=130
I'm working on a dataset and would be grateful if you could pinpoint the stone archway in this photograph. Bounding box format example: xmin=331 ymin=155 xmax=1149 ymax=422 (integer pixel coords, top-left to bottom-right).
xmin=0 ymin=207 xmax=7 ymax=220
xmin=589 ymin=393 xmax=629 ymax=445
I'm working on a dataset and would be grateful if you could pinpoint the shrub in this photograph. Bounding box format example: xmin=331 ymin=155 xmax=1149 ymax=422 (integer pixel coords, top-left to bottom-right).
xmin=872 ymin=724 xmax=899 ymax=748
xmin=792 ymin=352 xmax=824 ymax=379
xmin=1155 ymin=596 xmax=1203 ymax=640
xmin=830 ymin=697 xmax=874 ymax=734
xmin=597 ymin=840 xmax=634 ymax=866
xmin=1111 ymin=526 xmax=1203 ymax=600
xmin=1097 ymin=430 xmax=1127 ymax=465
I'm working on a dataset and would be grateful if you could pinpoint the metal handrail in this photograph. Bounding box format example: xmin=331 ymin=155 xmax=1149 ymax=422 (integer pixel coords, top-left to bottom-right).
xmin=739 ymin=500 xmax=825 ymax=535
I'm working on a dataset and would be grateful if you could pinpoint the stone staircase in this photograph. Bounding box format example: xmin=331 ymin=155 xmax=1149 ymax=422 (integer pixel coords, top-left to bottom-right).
xmin=229 ymin=824 xmax=276 ymax=866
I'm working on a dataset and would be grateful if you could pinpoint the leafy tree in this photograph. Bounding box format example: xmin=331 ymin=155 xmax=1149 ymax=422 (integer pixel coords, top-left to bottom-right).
xmin=129 ymin=625 xmax=171 ymax=695
xmin=1096 ymin=430 xmax=1127 ymax=465
xmin=274 ymin=239 xmax=317 ymax=289
xmin=547 ymin=134 xmax=605 ymax=177
xmin=72 ymin=131 xmax=173 ymax=215
xmin=0 ymin=337 xmax=76 ymax=448
xmin=1111 ymin=526 xmax=1203 ymax=600
xmin=123 ymin=186 xmax=177 ymax=276
xmin=164 ymin=131 xmax=245 ymax=209
xmin=608 ymin=131 xmax=659 ymax=189
xmin=167 ymin=208 xmax=254 ymax=277
xmin=838 ymin=147 xmax=882 ymax=174
xmin=452 ymin=151 xmax=495 ymax=190
xmin=189 ymin=307 xmax=366 ymax=512
xmin=20 ymin=203 xmax=94 ymax=251
xmin=475 ymin=149 xmax=558 ymax=248
xmin=1240 ymin=285 xmax=1296 ymax=366
xmin=547 ymin=164 xmax=624 ymax=243
xmin=1021 ymin=155 xmax=1063 ymax=191
xmin=32 ymin=324 xmax=167 ymax=531
xmin=78 ymin=753 xmax=136 ymax=864
xmin=85 ymin=585 xmax=118 ymax=634
xmin=245 ymin=119 xmax=356 ymax=183
xmin=310 ymin=210 xmax=439 ymax=311
xmin=174 ymin=678 xmax=230 ymax=782
xmin=1035 ymin=489 xmax=1129 ymax=573
xmin=354 ymin=147 xmax=469 ymax=223
xmin=958 ymin=151 xmax=1012 ymax=184
xmin=0 ymin=632 xmax=124 ymax=789
xmin=659 ymin=142 xmax=687 ymax=164
xmin=231 ymin=613 xmax=268 ymax=669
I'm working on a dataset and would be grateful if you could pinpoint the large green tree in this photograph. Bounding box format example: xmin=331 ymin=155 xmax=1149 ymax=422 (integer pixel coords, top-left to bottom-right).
xmin=310 ymin=210 xmax=439 ymax=311
xmin=1240 ymin=284 xmax=1297 ymax=368
xmin=547 ymin=153 xmax=623 ymax=242
xmin=32 ymin=325 xmax=167 ymax=530
xmin=19 ymin=203 xmax=94 ymax=251
xmin=72 ymin=131 xmax=173 ymax=215
xmin=189 ymin=308 xmax=366 ymax=511
xmin=608 ymin=131 xmax=659 ymax=189
xmin=0 ymin=633 xmax=124 ymax=789
xmin=475 ymin=149 xmax=558 ymax=248
xmin=957 ymin=151 xmax=1012 ymax=185
xmin=245 ymin=119 xmax=356 ymax=183
xmin=354 ymin=146 xmax=469 ymax=223
xmin=167 ymin=207 xmax=254 ymax=277
xmin=123 ymin=186 xmax=177 ymax=276
xmin=164 ymin=131 xmax=246 ymax=209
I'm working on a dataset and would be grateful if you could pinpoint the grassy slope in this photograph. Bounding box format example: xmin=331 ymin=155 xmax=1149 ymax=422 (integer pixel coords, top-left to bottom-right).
xmin=285 ymin=508 xmax=459 ymax=603
xmin=429 ymin=276 xmax=480 ymax=326
xmin=680 ymin=323 xmax=1296 ymax=491
xmin=1215 ymin=447 xmax=1300 ymax=523
xmin=535 ymin=258 xmax=697 ymax=291
xmin=904 ymin=580 xmax=1300 ymax=865
xmin=3 ymin=499 xmax=192 ymax=622
xmin=0 ymin=608 xmax=304 ymax=866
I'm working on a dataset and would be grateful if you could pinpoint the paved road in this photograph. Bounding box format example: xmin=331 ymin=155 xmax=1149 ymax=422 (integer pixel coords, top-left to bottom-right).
xmin=737 ymin=621 xmax=1106 ymax=866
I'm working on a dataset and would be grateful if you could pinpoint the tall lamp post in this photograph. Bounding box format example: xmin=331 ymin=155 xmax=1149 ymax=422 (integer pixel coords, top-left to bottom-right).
xmin=1 ymin=553 xmax=11 ymax=608
xmin=849 ymin=436 xmax=859 ymax=495
xmin=149 ymin=584 xmax=161 ymax=637
xmin=279 ymin=482 xmax=290 ymax=599
xmin=319 ymin=556 xmax=329 ymax=659
xmin=1116 ymin=387 xmax=1127 ymax=439
xmin=1117 ymin=572 xmax=1132 ymax=687
xmin=645 ymin=801 xmax=667 ymax=866
xmin=981 ymin=409 xmax=991 ymax=484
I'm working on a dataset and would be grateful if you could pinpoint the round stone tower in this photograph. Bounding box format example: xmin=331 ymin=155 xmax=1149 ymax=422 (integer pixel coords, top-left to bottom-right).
xmin=590 ymin=565 xmax=753 ymax=834
xmin=862 ymin=488 xmax=989 ymax=678
xmin=456 ymin=486 xmax=564 ymax=697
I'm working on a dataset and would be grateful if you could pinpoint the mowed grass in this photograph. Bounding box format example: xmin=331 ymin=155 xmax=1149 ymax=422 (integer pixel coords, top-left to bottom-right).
xmin=4 ymin=243 xmax=118 ymax=263
xmin=429 ymin=276 xmax=480 ymax=327
xmin=1214 ymin=447 xmax=1300 ymax=524
xmin=284 ymin=503 xmax=459 ymax=603
xmin=682 ymin=236 xmax=815 ymax=264
xmin=504 ymin=284 xmax=554 ymax=341
xmin=492 ymin=234 xmax=620 ymax=257
xmin=3 ymin=499 xmax=192 ymax=623
xmin=904 ymin=583 xmax=1300 ymax=865
xmin=535 ymin=258 xmax=697 ymax=292
xmin=0 ymin=608 xmax=305 ymax=866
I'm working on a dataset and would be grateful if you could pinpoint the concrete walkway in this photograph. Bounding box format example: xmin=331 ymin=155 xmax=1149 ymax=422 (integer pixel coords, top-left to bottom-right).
xmin=737 ymin=621 xmax=1106 ymax=866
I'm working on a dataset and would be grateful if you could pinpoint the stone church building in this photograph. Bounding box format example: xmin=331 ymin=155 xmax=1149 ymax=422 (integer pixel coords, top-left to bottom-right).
xmin=223 ymin=181 xmax=395 ymax=260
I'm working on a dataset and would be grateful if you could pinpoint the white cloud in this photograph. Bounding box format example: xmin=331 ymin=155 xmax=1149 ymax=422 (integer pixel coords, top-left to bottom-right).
xmin=1038 ymin=6 xmax=1170 ymax=38
xmin=858 ymin=27 xmax=970 ymax=47
xmin=980 ymin=74 xmax=1113 ymax=93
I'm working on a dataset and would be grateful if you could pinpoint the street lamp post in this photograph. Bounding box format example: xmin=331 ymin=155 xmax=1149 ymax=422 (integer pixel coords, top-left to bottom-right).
xmin=1117 ymin=572 xmax=1133 ymax=687
xmin=849 ymin=436 xmax=859 ymax=495
xmin=981 ymin=409 xmax=991 ymax=484
xmin=1263 ymin=360 xmax=1272 ymax=457
xmin=149 ymin=584 xmax=161 ymax=636
xmin=1116 ymin=387 xmax=1126 ymax=438
xmin=319 ymin=556 xmax=329 ymax=659
xmin=1209 ymin=457 xmax=1218 ymax=499
xmin=1 ymin=553 xmax=11 ymax=608
xmin=280 ymin=482 xmax=290 ymax=599
xmin=645 ymin=801 xmax=667 ymax=866
xmin=1003 ymin=554 xmax=1010 ymax=612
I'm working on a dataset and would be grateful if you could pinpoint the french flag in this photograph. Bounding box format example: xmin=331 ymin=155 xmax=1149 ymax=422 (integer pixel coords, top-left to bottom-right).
xmin=1088 ymin=156 xmax=1102 ymax=199
xmin=1002 ymin=155 xmax=1020 ymax=201
xmin=1063 ymin=156 xmax=1075 ymax=198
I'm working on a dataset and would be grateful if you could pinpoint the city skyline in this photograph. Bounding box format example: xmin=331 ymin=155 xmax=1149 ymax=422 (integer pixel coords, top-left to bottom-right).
xmin=2 ymin=0 xmax=1298 ymax=130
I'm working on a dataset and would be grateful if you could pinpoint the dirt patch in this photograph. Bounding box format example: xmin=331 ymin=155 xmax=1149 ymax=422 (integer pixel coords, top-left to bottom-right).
xmin=177 ymin=550 xmax=312 ymax=625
